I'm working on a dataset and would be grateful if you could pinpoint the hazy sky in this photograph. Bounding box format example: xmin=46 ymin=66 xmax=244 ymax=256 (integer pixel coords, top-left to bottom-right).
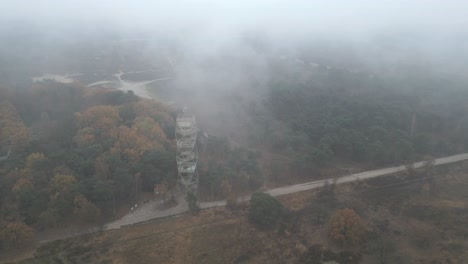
xmin=1 ymin=0 xmax=467 ymax=77
xmin=2 ymin=0 xmax=467 ymax=38
xmin=1 ymin=1 xmax=467 ymax=112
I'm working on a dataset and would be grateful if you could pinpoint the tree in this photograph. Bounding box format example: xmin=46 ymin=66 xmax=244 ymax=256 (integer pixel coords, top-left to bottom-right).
xmin=367 ymin=235 xmax=396 ymax=264
xmin=12 ymin=178 xmax=34 ymax=196
xmin=49 ymin=174 xmax=77 ymax=194
xmin=95 ymin=154 xmax=110 ymax=181
xmin=38 ymin=209 xmax=59 ymax=229
xmin=12 ymin=178 xmax=39 ymax=224
xmin=0 ymin=84 xmax=180 ymax=232
xmin=328 ymin=208 xmax=367 ymax=245
xmin=133 ymin=116 xmax=167 ymax=143
xmin=310 ymin=146 xmax=333 ymax=166
xmin=186 ymin=191 xmax=200 ymax=215
xmin=48 ymin=174 xmax=77 ymax=216
xmin=133 ymin=99 xmax=174 ymax=127
xmin=73 ymin=195 xmax=101 ymax=223
xmin=21 ymin=152 xmax=49 ymax=186
xmin=110 ymin=125 xmax=164 ymax=165
xmin=10 ymin=123 xmax=31 ymax=153
xmin=25 ymin=152 xmax=47 ymax=170
xmin=248 ymin=192 xmax=283 ymax=229
xmin=0 ymin=101 xmax=31 ymax=153
xmin=74 ymin=127 xmax=96 ymax=147
xmin=1 ymin=222 xmax=34 ymax=247
xmin=226 ymin=193 xmax=239 ymax=211
xmin=12 ymin=178 xmax=35 ymax=205
xmin=75 ymin=105 xmax=121 ymax=132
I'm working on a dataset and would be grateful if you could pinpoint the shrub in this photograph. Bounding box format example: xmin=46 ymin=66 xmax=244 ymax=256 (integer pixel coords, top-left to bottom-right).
xmin=186 ymin=191 xmax=200 ymax=215
xmin=328 ymin=208 xmax=367 ymax=245
xmin=248 ymin=192 xmax=283 ymax=229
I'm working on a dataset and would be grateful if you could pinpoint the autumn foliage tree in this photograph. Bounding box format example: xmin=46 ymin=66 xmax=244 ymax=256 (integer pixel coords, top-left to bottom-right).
xmin=19 ymin=152 xmax=49 ymax=186
xmin=133 ymin=99 xmax=174 ymax=127
xmin=48 ymin=174 xmax=77 ymax=216
xmin=12 ymin=178 xmax=34 ymax=205
xmin=328 ymin=208 xmax=367 ymax=245
xmin=74 ymin=105 xmax=121 ymax=147
xmin=73 ymin=195 xmax=101 ymax=222
xmin=110 ymin=124 xmax=165 ymax=164
xmin=25 ymin=152 xmax=47 ymax=170
xmin=0 ymin=101 xmax=31 ymax=153
xmin=0 ymin=84 xmax=177 ymax=237
xmin=1 ymin=222 xmax=34 ymax=247
xmin=76 ymin=105 xmax=121 ymax=132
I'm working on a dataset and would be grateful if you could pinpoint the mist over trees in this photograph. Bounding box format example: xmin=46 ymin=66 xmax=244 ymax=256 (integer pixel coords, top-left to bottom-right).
xmin=1 ymin=1 xmax=468 ymax=261
xmin=257 ymin=62 xmax=468 ymax=171
xmin=0 ymin=84 xmax=177 ymax=236
xmin=0 ymin=81 xmax=265 ymax=244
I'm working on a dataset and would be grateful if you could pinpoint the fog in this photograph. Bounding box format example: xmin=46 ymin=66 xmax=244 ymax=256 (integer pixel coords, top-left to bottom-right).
xmin=1 ymin=0 xmax=468 ymax=139
xmin=2 ymin=0 xmax=467 ymax=72
xmin=3 ymin=0 xmax=467 ymax=34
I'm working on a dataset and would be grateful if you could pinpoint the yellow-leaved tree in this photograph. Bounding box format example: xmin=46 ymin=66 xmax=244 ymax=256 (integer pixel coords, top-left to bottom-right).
xmin=133 ymin=99 xmax=174 ymax=126
xmin=76 ymin=105 xmax=121 ymax=132
xmin=0 ymin=101 xmax=31 ymax=153
xmin=1 ymin=222 xmax=34 ymax=247
xmin=328 ymin=208 xmax=367 ymax=245
xmin=48 ymin=174 xmax=77 ymax=216
xmin=110 ymin=122 xmax=166 ymax=165
xmin=74 ymin=105 xmax=121 ymax=147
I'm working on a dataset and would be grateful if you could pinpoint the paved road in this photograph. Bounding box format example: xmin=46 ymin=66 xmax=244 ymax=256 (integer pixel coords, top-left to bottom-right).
xmin=40 ymin=153 xmax=468 ymax=241
xmin=105 ymin=199 xmax=188 ymax=230
xmin=267 ymin=153 xmax=468 ymax=197
xmin=107 ymin=153 xmax=468 ymax=229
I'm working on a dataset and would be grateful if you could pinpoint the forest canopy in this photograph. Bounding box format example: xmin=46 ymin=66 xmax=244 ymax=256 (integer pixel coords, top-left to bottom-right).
xmin=0 ymin=83 xmax=177 ymax=241
xmin=254 ymin=62 xmax=468 ymax=174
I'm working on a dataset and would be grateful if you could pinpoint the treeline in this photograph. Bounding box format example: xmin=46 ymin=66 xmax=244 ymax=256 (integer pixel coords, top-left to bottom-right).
xmin=0 ymin=83 xmax=177 ymax=248
xmin=199 ymin=136 xmax=263 ymax=201
xmin=256 ymin=62 xmax=468 ymax=174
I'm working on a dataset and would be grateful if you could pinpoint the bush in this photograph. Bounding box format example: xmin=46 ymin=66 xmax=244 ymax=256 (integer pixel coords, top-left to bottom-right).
xmin=299 ymin=244 xmax=361 ymax=264
xmin=248 ymin=192 xmax=283 ymax=229
xmin=1 ymin=221 xmax=34 ymax=248
xmin=226 ymin=193 xmax=238 ymax=211
xmin=328 ymin=209 xmax=367 ymax=245
xmin=186 ymin=191 xmax=200 ymax=215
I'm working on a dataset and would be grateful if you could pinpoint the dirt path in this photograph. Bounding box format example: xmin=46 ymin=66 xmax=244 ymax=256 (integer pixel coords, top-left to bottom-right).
xmin=88 ymin=69 xmax=171 ymax=98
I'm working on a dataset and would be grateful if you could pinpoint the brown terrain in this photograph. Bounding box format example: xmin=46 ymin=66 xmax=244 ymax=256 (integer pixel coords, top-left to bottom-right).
xmin=6 ymin=161 xmax=468 ymax=264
